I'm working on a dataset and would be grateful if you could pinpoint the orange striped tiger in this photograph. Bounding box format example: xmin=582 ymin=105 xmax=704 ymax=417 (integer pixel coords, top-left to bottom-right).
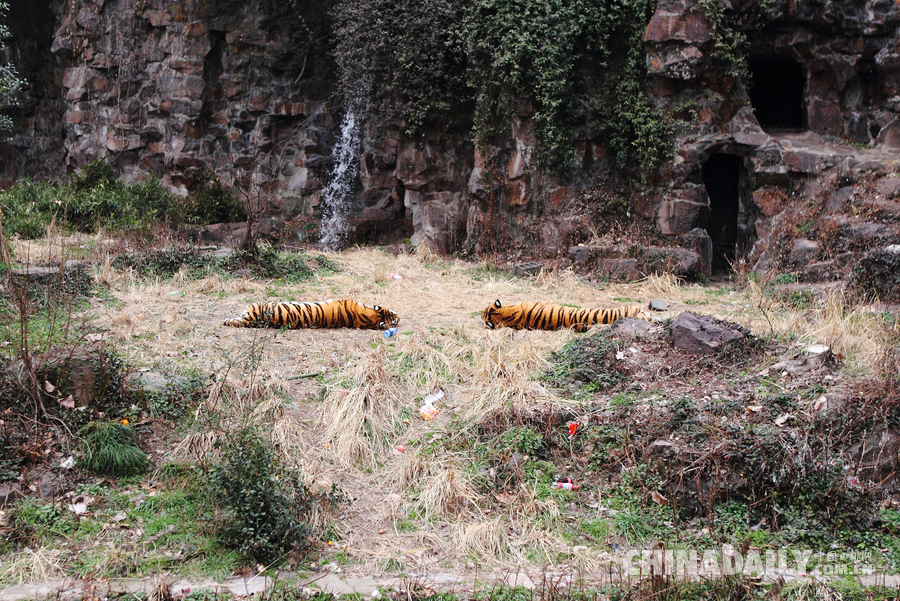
xmin=481 ymin=299 xmax=646 ymax=332
xmin=224 ymin=299 xmax=399 ymax=330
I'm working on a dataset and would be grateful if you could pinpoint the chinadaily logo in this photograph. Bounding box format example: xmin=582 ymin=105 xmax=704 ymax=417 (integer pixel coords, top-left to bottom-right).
xmin=620 ymin=547 xmax=883 ymax=579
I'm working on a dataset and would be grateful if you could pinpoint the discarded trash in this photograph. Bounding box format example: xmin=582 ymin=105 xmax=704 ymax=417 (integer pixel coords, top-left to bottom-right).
xmin=396 ymin=444 xmax=405 ymax=453
xmin=168 ymin=291 xmax=185 ymax=296
xmin=423 ymin=390 xmax=444 ymax=404
xmin=551 ymin=477 xmax=578 ymax=491
xmin=420 ymin=390 xmax=444 ymax=420
xmin=390 ymin=273 xmax=403 ymax=280
xmin=384 ymin=327 xmax=398 ymax=338
xmin=568 ymin=422 xmax=578 ymax=437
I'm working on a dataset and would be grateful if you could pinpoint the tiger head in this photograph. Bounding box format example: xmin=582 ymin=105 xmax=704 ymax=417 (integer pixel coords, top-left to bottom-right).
xmin=481 ymin=299 xmax=506 ymax=329
xmin=372 ymin=305 xmax=400 ymax=330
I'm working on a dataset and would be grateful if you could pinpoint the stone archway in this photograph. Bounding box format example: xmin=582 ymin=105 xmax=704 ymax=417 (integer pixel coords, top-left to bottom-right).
xmin=748 ymin=57 xmax=806 ymax=131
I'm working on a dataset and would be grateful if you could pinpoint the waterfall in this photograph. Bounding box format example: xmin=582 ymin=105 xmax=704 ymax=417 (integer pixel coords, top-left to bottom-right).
xmin=319 ymin=108 xmax=361 ymax=250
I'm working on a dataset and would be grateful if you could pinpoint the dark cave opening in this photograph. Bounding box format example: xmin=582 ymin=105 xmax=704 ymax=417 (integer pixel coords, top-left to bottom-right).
xmin=748 ymin=58 xmax=806 ymax=131
xmin=702 ymin=154 xmax=741 ymax=272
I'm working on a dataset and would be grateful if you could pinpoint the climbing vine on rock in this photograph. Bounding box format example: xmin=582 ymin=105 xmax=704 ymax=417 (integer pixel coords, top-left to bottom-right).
xmin=0 ymin=1 xmax=23 ymax=137
xmin=331 ymin=0 xmax=670 ymax=178
xmin=330 ymin=0 xmax=468 ymax=127
xmin=697 ymin=0 xmax=779 ymax=80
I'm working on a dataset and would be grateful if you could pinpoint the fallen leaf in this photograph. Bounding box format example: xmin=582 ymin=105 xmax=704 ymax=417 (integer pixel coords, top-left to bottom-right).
xmin=774 ymin=413 xmax=791 ymax=427
xmin=494 ymin=492 xmax=517 ymax=505
xmin=44 ymin=380 xmax=56 ymax=394
xmin=651 ymin=490 xmax=668 ymax=505
xmin=745 ymin=405 xmax=763 ymax=413
xmin=58 ymin=395 xmax=75 ymax=409
xmin=85 ymin=333 xmax=104 ymax=342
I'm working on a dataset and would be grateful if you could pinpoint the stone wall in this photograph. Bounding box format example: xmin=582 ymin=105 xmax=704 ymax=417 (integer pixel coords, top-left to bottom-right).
xmin=2 ymin=0 xmax=900 ymax=270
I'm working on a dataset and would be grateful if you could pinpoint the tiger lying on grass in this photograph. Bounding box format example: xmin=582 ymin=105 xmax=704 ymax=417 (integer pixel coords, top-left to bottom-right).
xmin=481 ymin=299 xmax=646 ymax=332
xmin=224 ymin=299 xmax=399 ymax=330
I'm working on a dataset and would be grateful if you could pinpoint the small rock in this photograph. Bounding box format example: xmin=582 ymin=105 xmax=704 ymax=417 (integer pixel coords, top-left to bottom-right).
xmin=788 ymin=238 xmax=820 ymax=266
xmin=503 ymin=572 xmax=535 ymax=590
xmin=671 ymin=312 xmax=747 ymax=355
xmin=649 ymin=299 xmax=668 ymax=311
xmin=0 ymin=483 xmax=24 ymax=506
xmin=514 ymin=262 xmax=542 ymax=276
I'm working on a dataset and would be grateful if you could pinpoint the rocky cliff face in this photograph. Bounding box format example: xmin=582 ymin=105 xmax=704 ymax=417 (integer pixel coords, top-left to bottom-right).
xmin=3 ymin=0 xmax=900 ymax=280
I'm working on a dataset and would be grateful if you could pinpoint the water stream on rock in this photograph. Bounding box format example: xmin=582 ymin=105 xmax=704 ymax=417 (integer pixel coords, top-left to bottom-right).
xmin=319 ymin=108 xmax=361 ymax=250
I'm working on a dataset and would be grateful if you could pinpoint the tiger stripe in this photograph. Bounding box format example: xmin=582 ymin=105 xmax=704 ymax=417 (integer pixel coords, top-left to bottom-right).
xmin=223 ymin=299 xmax=399 ymax=330
xmin=481 ymin=299 xmax=646 ymax=332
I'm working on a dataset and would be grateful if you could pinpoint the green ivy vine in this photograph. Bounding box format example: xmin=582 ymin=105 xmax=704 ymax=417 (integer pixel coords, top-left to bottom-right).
xmin=697 ymin=0 xmax=779 ymax=80
xmin=331 ymin=0 xmax=671 ymax=178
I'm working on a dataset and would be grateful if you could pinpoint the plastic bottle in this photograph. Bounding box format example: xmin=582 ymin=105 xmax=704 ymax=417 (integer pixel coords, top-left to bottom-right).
xmin=390 ymin=273 xmax=403 ymax=280
xmin=384 ymin=327 xmax=398 ymax=338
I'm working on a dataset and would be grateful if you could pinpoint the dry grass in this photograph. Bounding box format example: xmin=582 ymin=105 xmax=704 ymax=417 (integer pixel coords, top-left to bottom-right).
xmin=61 ymin=245 xmax=897 ymax=577
xmin=452 ymin=519 xmax=510 ymax=562
xmin=417 ymin=460 xmax=481 ymax=520
xmin=0 ymin=546 xmax=64 ymax=585
xmin=319 ymin=344 xmax=402 ymax=468
xmin=748 ymin=282 xmax=895 ymax=370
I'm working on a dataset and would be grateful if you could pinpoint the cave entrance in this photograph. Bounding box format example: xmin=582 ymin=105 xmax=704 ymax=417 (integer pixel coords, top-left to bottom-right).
xmin=748 ymin=58 xmax=806 ymax=131
xmin=702 ymin=154 xmax=741 ymax=272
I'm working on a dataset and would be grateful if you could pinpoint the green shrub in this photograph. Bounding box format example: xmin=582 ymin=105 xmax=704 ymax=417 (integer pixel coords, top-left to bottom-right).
xmin=206 ymin=427 xmax=343 ymax=565
xmin=0 ymin=180 xmax=69 ymax=238
xmin=111 ymin=248 xmax=218 ymax=279
xmin=0 ymin=160 xmax=175 ymax=238
xmin=185 ymin=174 xmax=247 ymax=225
xmin=78 ymin=421 xmax=149 ymax=477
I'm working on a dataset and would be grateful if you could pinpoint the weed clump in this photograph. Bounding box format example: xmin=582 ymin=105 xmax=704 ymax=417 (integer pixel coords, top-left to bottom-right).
xmin=542 ymin=330 xmax=624 ymax=397
xmin=849 ymin=248 xmax=900 ymax=302
xmin=78 ymin=421 xmax=149 ymax=477
xmin=222 ymin=245 xmax=315 ymax=282
xmin=206 ymin=427 xmax=343 ymax=565
xmin=111 ymin=248 xmax=218 ymax=279
xmin=111 ymin=245 xmax=317 ymax=283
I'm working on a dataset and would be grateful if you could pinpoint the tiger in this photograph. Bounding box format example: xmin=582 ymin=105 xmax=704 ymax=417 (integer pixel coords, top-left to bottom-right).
xmin=481 ymin=299 xmax=646 ymax=332
xmin=224 ymin=299 xmax=399 ymax=330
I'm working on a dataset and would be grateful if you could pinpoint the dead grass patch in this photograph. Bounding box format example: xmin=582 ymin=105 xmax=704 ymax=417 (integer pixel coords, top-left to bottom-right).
xmin=319 ymin=345 xmax=402 ymax=468
xmin=417 ymin=460 xmax=480 ymax=520
xmin=452 ymin=519 xmax=510 ymax=563
xmin=0 ymin=546 xmax=64 ymax=585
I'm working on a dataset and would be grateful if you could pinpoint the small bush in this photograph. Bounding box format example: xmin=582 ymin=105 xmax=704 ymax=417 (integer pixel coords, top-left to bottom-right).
xmin=184 ymin=174 xmax=247 ymax=225
xmin=206 ymin=427 xmax=343 ymax=565
xmin=78 ymin=421 xmax=149 ymax=477
xmin=0 ymin=159 xmax=176 ymax=238
xmin=111 ymin=248 xmax=218 ymax=279
xmin=849 ymin=248 xmax=900 ymax=302
xmin=0 ymin=180 xmax=69 ymax=239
